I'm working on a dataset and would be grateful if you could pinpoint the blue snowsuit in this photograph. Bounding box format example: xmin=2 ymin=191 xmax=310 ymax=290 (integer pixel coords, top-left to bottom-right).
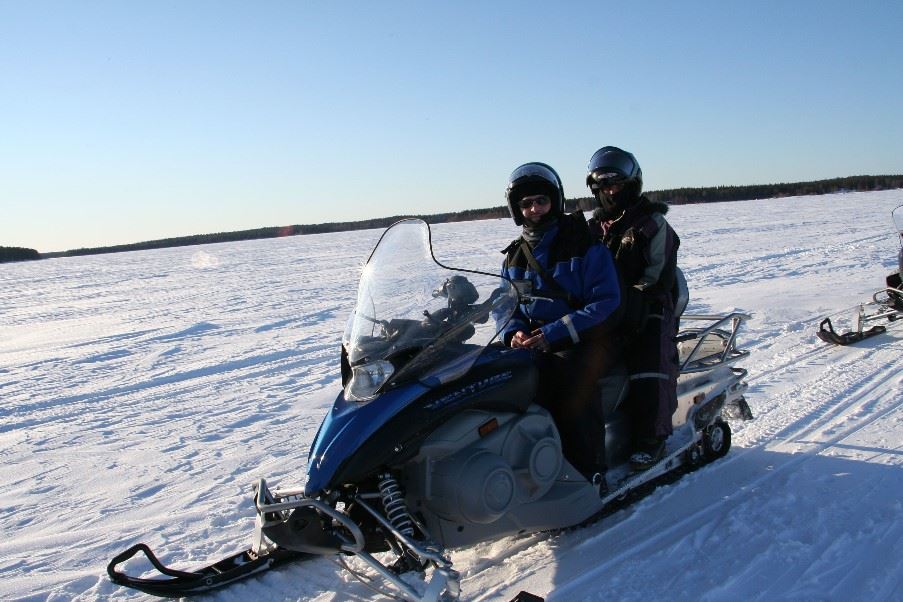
xmin=500 ymin=213 xmax=622 ymax=477
xmin=500 ymin=216 xmax=621 ymax=350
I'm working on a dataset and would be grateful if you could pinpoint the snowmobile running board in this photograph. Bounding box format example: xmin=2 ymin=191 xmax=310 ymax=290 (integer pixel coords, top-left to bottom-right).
xmin=106 ymin=542 xmax=310 ymax=598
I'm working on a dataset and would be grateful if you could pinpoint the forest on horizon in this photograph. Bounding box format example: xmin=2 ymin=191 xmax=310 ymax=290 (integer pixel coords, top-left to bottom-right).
xmin=3 ymin=174 xmax=902 ymax=263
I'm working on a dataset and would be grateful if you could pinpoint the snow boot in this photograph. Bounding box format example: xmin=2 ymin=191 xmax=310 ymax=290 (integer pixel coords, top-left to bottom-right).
xmin=629 ymin=437 xmax=666 ymax=471
xmin=591 ymin=472 xmax=609 ymax=498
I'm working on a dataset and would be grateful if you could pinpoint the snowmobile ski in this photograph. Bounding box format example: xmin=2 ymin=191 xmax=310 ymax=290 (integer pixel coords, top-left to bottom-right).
xmin=106 ymin=542 xmax=310 ymax=597
xmin=816 ymin=317 xmax=886 ymax=346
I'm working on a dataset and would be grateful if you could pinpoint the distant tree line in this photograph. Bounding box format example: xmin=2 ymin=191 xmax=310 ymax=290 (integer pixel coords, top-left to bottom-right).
xmin=646 ymin=174 xmax=903 ymax=207
xmin=58 ymin=206 xmax=513 ymax=257
xmin=0 ymin=246 xmax=40 ymax=263
xmin=568 ymin=174 xmax=903 ymax=212
xmin=18 ymin=174 xmax=903 ymax=260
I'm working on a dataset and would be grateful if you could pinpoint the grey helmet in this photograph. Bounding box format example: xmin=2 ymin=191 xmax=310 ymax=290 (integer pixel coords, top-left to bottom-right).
xmin=505 ymin=162 xmax=565 ymax=226
xmin=585 ymin=146 xmax=643 ymax=218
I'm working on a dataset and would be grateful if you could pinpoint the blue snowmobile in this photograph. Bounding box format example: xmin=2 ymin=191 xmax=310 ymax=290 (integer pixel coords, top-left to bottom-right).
xmin=108 ymin=218 xmax=752 ymax=601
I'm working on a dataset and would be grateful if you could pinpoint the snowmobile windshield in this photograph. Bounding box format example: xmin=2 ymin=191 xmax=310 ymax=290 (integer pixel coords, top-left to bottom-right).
xmin=893 ymin=204 xmax=903 ymax=243
xmin=342 ymin=219 xmax=518 ymax=401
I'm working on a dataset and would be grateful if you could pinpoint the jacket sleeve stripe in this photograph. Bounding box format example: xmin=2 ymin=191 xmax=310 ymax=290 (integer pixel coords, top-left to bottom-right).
xmin=561 ymin=314 xmax=580 ymax=344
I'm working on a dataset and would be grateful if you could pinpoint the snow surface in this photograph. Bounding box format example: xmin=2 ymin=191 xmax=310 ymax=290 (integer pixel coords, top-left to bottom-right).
xmin=2 ymin=190 xmax=903 ymax=602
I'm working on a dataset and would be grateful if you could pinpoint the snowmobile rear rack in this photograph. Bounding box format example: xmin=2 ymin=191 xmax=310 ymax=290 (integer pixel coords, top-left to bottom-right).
xmin=677 ymin=313 xmax=751 ymax=372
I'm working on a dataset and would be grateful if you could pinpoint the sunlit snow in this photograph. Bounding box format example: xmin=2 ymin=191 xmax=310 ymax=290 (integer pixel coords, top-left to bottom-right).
xmin=2 ymin=190 xmax=902 ymax=601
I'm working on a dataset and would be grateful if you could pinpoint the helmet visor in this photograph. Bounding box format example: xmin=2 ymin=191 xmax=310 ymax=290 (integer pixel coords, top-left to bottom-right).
xmin=508 ymin=163 xmax=559 ymax=187
xmin=586 ymin=147 xmax=638 ymax=188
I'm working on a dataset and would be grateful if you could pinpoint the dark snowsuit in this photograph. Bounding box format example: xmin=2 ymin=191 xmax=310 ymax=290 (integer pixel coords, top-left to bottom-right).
xmin=500 ymin=213 xmax=622 ymax=477
xmin=590 ymin=197 xmax=681 ymax=440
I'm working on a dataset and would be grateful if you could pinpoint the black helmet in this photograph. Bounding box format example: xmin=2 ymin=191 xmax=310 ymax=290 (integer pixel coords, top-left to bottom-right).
xmin=505 ymin=162 xmax=565 ymax=226
xmin=585 ymin=146 xmax=643 ymax=218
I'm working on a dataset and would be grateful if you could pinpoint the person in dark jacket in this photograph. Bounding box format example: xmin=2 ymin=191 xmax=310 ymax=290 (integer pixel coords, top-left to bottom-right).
xmin=500 ymin=161 xmax=622 ymax=490
xmin=585 ymin=146 xmax=681 ymax=470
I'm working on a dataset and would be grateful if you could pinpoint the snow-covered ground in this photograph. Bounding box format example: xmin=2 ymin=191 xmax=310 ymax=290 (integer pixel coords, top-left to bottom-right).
xmin=2 ymin=190 xmax=902 ymax=601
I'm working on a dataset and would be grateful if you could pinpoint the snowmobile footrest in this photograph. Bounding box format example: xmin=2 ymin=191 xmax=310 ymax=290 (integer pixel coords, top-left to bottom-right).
xmin=816 ymin=317 xmax=886 ymax=346
xmin=106 ymin=542 xmax=309 ymax=597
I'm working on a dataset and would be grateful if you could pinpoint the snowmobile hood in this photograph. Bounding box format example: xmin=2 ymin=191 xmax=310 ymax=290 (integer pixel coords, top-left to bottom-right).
xmin=305 ymin=381 xmax=428 ymax=495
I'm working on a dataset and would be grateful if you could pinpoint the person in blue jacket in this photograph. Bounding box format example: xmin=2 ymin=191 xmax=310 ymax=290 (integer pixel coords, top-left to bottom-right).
xmin=500 ymin=162 xmax=622 ymax=491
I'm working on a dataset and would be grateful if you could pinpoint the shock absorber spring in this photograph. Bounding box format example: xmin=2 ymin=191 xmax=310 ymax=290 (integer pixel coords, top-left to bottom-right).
xmin=378 ymin=473 xmax=414 ymax=538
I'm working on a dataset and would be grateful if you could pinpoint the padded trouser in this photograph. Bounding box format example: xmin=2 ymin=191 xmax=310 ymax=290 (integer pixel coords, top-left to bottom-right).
xmin=535 ymin=339 xmax=619 ymax=477
xmin=624 ymin=307 xmax=679 ymax=439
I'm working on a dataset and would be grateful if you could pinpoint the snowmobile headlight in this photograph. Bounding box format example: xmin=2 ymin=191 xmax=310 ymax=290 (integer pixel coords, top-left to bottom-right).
xmin=345 ymin=360 xmax=394 ymax=401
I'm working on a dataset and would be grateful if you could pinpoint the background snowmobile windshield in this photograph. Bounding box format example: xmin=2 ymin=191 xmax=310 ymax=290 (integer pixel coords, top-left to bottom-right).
xmin=342 ymin=219 xmax=518 ymax=400
xmin=893 ymin=204 xmax=903 ymax=243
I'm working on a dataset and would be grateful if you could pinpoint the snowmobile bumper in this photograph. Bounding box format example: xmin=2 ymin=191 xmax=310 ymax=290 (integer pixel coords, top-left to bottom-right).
xmin=254 ymin=478 xmax=366 ymax=555
xmin=722 ymin=368 xmax=753 ymax=421
xmin=254 ymin=478 xmax=461 ymax=602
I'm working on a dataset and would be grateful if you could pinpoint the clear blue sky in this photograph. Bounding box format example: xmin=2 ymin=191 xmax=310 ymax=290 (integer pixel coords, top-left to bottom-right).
xmin=3 ymin=1 xmax=902 ymax=252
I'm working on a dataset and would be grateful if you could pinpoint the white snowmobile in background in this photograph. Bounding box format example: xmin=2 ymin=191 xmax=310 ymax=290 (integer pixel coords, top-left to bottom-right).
xmin=817 ymin=204 xmax=903 ymax=345
xmin=108 ymin=218 xmax=752 ymax=601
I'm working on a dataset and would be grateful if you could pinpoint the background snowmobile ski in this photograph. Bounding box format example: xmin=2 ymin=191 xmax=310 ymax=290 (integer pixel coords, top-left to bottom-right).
xmin=815 ymin=285 xmax=903 ymax=346
xmin=816 ymin=316 xmax=886 ymax=346
xmin=816 ymin=204 xmax=903 ymax=345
